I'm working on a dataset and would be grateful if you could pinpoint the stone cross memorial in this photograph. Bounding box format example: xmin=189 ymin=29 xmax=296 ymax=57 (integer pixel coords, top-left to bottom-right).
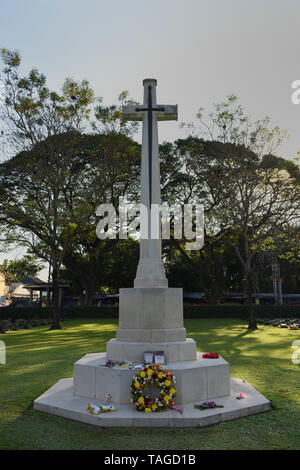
xmin=122 ymin=78 xmax=177 ymax=288
xmin=107 ymin=78 xmax=195 ymax=357
xmin=33 ymin=78 xmax=271 ymax=427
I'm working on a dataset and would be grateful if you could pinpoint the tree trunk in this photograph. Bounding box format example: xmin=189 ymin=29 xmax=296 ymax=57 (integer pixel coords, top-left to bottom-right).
xmin=82 ymin=285 xmax=96 ymax=307
xmin=245 ymin=266 xmax=257 ymax=330
xmin=208 ymin=292 xmax=222 ymax=305
xmin=207 ymin=260 xmax=224 ymax=305
xmin=49 ymin=259 xmax=61 ymax=330
xmin=248 ymin=302 xmax=257 ymax=330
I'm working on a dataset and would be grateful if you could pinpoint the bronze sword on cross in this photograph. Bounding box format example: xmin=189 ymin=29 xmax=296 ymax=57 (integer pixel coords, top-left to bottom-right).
xmin=134 ymin=85 xmax=165 ymax=205
xmin=122 ymin=79 xmax=177 ymax=210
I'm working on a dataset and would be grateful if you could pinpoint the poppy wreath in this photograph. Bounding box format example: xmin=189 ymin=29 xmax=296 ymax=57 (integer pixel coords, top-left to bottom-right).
xmin=130 ymin=363 xmax=176 ymax=412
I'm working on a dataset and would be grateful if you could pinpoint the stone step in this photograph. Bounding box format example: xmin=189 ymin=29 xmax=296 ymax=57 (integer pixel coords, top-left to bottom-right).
xmin=33 ymin=377 xmax=271 ymax=428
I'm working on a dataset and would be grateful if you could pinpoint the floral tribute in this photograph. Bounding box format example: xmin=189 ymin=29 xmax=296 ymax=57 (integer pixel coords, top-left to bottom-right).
xmin=194 ymin=401 xmax=224 ymax=410
xmin=130 ymin=363 xmax=177 ymax=413
xmin=236 ymin=392 xmax=246 ymax=400
xmin=202 ymin=353 xmax=219 ymax=359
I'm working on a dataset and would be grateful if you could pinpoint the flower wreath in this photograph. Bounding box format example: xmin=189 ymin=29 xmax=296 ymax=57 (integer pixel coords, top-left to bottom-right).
xmin=130 ymin=364 xmax=176 ymax=412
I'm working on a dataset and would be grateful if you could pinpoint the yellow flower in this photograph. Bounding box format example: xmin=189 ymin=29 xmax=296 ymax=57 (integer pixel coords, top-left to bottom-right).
xmin=138 ymin=397 xmax=144 ymax=404
xmin=152 ymin=404 xmax=158 ymax=411
xmin=147 ymin=368 xmax=154 ymax=377
xmin=145 ymin=407 xmax=152 ymax=413
xmin=134 ymin=382 xmax=140 ymax=389
xmin=165 ymin=379 xmax=171 ymax=387
xmin=158 ymin=371 xmax=164 ymax=379
xmin=169 ymin=388 xmax=175 ymax=395
xmin=163 ymin=395 xmax=170 ymax=402
xmin=140 ymin=371 xmax=146 ymax=378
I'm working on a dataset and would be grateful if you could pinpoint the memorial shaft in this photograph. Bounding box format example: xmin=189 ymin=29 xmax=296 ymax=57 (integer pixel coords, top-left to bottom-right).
xmin=122 ymin=78 xmax=178 ymax=288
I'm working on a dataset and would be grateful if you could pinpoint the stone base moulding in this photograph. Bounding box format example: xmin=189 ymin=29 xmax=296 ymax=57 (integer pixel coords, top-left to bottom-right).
xmin=106 ymin=338 xmax=197 ymax=363
xmin=33 ymin=377 xmax=271 ymax=428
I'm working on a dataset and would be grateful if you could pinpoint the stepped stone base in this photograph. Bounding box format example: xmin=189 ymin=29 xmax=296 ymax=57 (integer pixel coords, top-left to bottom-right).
xmin=32 ymin=283 xmax=271 ymax=427
xmin=33 ymin=377 xmax=271 ymax=428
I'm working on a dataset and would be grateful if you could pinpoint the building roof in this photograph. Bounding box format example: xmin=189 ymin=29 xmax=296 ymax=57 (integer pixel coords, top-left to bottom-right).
xmin=21 ymin=274 xmax=47 ymax=286
xmin=0 ymin=265 xmax=11 ymax=281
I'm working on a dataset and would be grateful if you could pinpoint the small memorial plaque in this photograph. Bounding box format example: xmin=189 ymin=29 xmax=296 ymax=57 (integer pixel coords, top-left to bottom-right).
xmin=144 ymin=351 xmax=154 ymax=364
xmin=154 ymin=351 xmax=165 ymax=364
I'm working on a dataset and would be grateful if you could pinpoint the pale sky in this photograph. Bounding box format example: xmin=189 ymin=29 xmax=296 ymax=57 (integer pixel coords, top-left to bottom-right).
xmin=1 ymin=0 xmax=300 ymax=278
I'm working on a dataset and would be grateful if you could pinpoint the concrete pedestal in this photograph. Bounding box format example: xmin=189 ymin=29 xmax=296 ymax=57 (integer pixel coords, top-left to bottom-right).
xmin=117 ymin=287 xmax=185 ymax=341
xmin=109 ymin=287 xmax=197 ymax=362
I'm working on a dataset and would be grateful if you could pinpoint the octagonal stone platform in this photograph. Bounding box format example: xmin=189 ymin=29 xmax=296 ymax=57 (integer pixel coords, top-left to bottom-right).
xmin=73 ymin=352 xmax=230 ymax=405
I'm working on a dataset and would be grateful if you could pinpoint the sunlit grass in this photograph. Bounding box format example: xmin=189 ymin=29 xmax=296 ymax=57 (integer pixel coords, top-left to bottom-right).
xmin=0 ymin=318 xmax=300 ymax=450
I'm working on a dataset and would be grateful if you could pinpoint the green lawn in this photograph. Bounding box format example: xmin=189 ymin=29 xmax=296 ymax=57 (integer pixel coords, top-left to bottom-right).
xmin=0 ymin=318 xmax=300 ymax=450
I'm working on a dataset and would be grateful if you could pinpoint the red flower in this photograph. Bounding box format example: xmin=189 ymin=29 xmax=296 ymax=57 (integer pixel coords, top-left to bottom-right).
xmin=202 ymin=353 xmax=219 ymax=359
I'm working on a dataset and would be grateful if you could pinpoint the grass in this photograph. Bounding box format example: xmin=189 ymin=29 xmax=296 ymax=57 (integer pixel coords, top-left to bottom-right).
xmin=0 ymin=318 xmax=300 ymax=450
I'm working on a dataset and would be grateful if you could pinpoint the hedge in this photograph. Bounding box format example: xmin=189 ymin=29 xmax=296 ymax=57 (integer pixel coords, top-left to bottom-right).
xmin=184 ymin=305 xmax=300 ymax=319
xmin=0 ymin=306 xmax=118 ymax=320
xmin=1 ymin=304 xmax=300 ymax=321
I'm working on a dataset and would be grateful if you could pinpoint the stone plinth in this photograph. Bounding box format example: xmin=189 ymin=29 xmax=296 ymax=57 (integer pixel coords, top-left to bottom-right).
xmin=118 ymin=287 xmax=184 ymax=338
xmin=73 ymin=352 xmax=230 ymax=405
xmin=111 ymin=287 xmax=195 ymax=362
xmin=106 ymin=338 xmax=197 ymax=363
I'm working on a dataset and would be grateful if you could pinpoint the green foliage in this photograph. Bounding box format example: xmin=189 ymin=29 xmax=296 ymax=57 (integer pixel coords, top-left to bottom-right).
xmin=93 ymin=89 xmax=139 ymax=136
xmin=0 ymin=49 xmax=95 ymax=151
xmin=2 ymin=255 xmax=43 ymax=282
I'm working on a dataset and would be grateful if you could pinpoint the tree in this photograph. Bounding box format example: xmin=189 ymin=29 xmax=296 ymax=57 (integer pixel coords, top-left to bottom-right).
xmin=0 ymin=49 xmax=141 ymax=325
xmin=163 ymin=138 xmax=238 ymax=304
xmin=0 ymin=49 xmax=96 ymax=328
xmin=0 ymin=49 xmax=94 ymax=156
xmin=0 ymin=130 xmax=141 ymax=318
xmin=2 ymin=255 xmax=43 ymax=282
xmin=0 ymin=133 xmax=92 ymax=327
xmin=177 ymin=95 xmax=300 ymax=328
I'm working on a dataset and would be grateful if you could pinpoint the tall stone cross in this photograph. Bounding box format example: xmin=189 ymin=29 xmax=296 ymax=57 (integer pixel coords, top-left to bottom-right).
xmin=122 ymin=78 xmax=178 ymax=288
